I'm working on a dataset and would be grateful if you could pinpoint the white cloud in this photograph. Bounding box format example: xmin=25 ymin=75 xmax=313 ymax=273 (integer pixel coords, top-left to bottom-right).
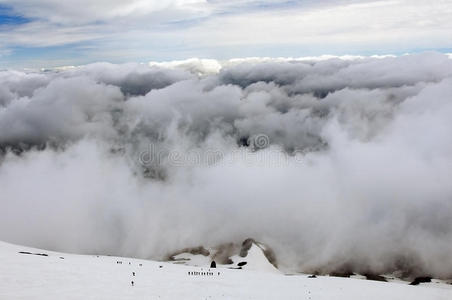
xmin=0 ymin=0 xmax=451 ymax=66
xmin=1 ymin=53 xmax=452 ymax=277
xmin=0 ymin=0 xmax=209 ymax=24
xmin=181 ymin=0 xmax=452 ymax=50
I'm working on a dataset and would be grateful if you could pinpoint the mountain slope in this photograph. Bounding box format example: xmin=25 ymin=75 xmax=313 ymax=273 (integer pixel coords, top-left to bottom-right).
xmin=0 ymin=241 xmax=451 ymax=300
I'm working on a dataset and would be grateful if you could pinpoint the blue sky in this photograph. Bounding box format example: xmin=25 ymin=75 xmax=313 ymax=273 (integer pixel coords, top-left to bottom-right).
xmin=0 ymin=4 xmax=29 ymax=25
xmin=0 ymin=0 xmax=451 ymax=68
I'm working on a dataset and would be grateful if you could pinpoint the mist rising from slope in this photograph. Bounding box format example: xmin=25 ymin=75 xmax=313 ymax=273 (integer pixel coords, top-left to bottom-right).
xmin=1 ymin=53 xmax=452 ymax=277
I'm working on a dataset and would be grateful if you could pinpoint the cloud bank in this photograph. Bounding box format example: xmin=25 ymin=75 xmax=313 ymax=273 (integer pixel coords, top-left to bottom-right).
xmin=1 ymin=52 xmax=452 ymax=278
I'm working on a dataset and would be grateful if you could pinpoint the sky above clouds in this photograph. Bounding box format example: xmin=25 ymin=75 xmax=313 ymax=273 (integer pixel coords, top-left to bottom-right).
xmin=0 ymin=0 xmax=451 ymax=67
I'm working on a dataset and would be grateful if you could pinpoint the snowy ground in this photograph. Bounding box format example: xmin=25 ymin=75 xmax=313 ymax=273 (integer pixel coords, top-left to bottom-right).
xmin=0 ymin=241 xmax=451 ymax=300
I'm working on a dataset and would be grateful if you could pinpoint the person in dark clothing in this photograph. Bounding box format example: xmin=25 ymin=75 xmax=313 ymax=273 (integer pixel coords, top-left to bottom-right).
xmin=131 ymin=281 xmax=134 ymax=286
xmin=210 ymin=261 xmax=216 ymax=268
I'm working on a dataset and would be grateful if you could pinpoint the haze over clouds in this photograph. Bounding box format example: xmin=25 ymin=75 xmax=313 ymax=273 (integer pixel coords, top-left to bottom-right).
xmin=1 ymin=0 xmax=452 ymax=67
xmin=1 ymin=52 xmax=452 ymax=278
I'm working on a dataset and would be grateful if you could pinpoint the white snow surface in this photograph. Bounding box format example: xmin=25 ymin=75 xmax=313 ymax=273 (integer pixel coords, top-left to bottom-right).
xmin=0 ymin=241 xmax=451 ymax=300
xmin=228 ymin=244 xmax=280 ymax=274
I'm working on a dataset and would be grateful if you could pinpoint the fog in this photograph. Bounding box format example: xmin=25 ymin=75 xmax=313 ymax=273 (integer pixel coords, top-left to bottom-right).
xmin=1 ymin=52 xmax=452 ymax=278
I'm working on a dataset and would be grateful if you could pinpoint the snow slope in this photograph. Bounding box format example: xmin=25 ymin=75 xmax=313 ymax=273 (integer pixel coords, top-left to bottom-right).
xmin=0 ymin=241 xmax=451 ymax=300
xmin=228 ymin=243 xmax=280 ymax=274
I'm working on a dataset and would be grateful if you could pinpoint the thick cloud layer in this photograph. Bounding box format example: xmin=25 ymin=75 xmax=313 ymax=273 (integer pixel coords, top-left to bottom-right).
xmin=1 ymin=52 xmax=452 ymax=278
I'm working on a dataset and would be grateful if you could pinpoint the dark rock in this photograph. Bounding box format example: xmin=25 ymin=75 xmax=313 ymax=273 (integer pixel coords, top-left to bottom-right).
xmin=168 ymin=246 xmax=210 ymax=261
xmin=364 ymin=274 xmax=387 ymax=282
xmin=19 ymin=251 xmax=48 ymax=257
xmin=308 ymin=275 xmax=317 ymax=278
xmin=409 ymin=277 xmax=432 ymax=285
xmin=210 ymin=261 xmax=216 ymax=268
xmin=237 ymin=261 xmax=247 ymax=267
xmin=330 ymin=271 xmax=354 ymax=278
xmin=239 ymin=239 xmax=255 ymax=257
